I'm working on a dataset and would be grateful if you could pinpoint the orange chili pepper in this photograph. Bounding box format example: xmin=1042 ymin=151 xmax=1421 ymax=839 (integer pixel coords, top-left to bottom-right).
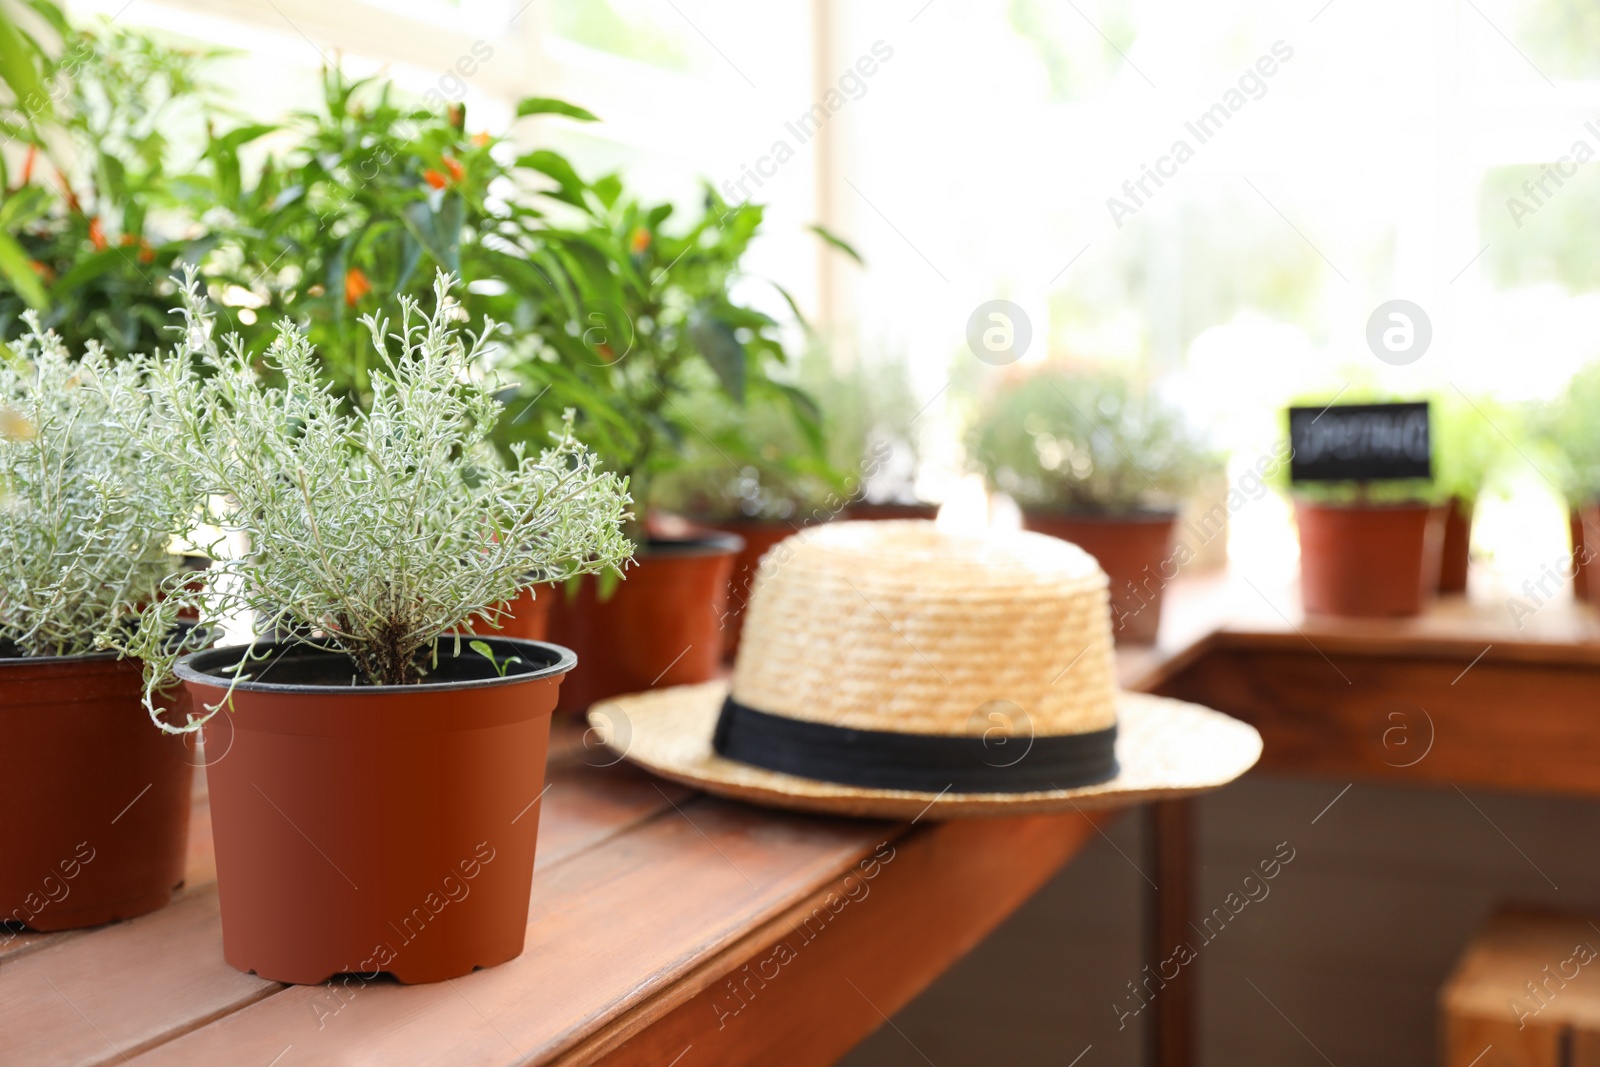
xmin=88 ymin=217 xmax=107 ymax=251
xmin=345 ymin=267 xmax=371 ymax=305
xmin=443 ymin=155 xmax=465 ymax=182
xmin=424 ymin=169 xmax=448 ymax=190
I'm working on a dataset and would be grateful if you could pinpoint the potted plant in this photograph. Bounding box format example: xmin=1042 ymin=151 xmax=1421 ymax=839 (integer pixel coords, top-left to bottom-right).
xmin=0 ymin=311 xmax=197 ymax=933
xmin=110 ymin=271 xmax=630 ymax=984
xmin=200 ymin=69 xmax=598 ymax=401
xmin=1536 ymin=364 xmax=1600 ymax=603
xmin=509 ymin=184 xmax=820 ymax=708
xmin=829 ymin=350 xmax=940 ymax=520
xmin=1432 ymin=393 xmax=1511 ymax=594
xmin=1 ymin=5 xmax=246 ymax=355
xmin=1284 ymin=391 xmax=1445 ymax=618
xmin=967 ymin=366 xmax=1210 ymax=643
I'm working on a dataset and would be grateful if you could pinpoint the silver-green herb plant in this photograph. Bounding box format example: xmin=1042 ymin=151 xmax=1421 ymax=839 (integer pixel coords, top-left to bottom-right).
xmin=115 ymin=270 xmax=632 ymax=727
xmin=968 ymin=367 xmax=1213 ymax=513
xmin=0 ymin=317 xmax=191 ymax=658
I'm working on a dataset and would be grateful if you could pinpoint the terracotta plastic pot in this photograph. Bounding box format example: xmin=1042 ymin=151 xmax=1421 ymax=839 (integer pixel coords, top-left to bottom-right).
xmin=1023 ymin=511 xmax=1179 ymax=645
xmin=176 ymin=636 xmax=573 ymax=985
xmin=847 ymin=501 xmax=941 ymax=521
xmin=704 ymin=519 xmax=803 ymax=661
xmin=1437 ymin=497 xmax=1473 ymax=594
xmin=1295 ymin=500 xmax=1445 ymax=618
xmin=546 ymin=533 xmax=741 ymax=712
xmin=0 ymin=650 xmax=194 ymax=932
xmin=475 ymin=584 xmax=554 ymax=642
xmin=1573 ymin=509 xmax=1594 ymax=603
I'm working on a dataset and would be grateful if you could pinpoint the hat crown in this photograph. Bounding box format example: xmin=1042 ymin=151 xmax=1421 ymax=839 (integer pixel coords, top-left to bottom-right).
xmin=729 ymin=521 xmax=1120 ymax=738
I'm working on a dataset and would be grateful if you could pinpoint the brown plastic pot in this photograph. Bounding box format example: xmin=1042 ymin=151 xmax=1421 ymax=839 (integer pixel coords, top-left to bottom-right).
xmin=1437 ymin=497 xmax=1473 ymax=594
xmin=474 ymin=584 xmax=554 ymax=642
xmin=1023 ymin=510 xmax=1179 ymax=645
xmin=1573 ymin=509 xmax=1594 ymax=603
xmin=546 ymin=533 xmax=741 ymax=712
xmin=175 ymin=636 xmax=573 ymax=985
xmin=704 ymin=519 xmax=804 ymax=661
xmin=0 ymin=650 xmax=193 ymax=932
xmin=846 ymin=501 xmax=941 ymax=521
xmin=1295 ymin=500 xmax=1445 ymax=618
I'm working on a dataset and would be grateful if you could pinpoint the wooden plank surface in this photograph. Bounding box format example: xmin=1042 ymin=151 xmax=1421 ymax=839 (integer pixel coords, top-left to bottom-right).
xmin=0 ymin=758 xmax=691 ymax=1067
xmin=15 ymin=573 xmax=1600 ymax=1067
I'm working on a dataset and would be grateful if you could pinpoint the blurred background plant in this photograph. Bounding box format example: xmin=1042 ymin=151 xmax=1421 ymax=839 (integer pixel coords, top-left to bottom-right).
xmin=0 ymin=0 xmax=237 ymax=354
xmin=1277 ymin=384 xmax=1444 ymax=506
xmin=509 ymin=181 xmax=834 ymax=537
xmin=1534 ymin=363 xmax=1600 ymax=511
xmin=967 ymin=365 xmax=1212 ymax=514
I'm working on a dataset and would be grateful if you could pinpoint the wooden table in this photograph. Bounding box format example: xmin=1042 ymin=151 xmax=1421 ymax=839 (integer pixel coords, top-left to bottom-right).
xmin=1139 ymin=573 xmax=1600 ymax=1067
xmin=9 ymin=573 xmax=1597 ymax=1067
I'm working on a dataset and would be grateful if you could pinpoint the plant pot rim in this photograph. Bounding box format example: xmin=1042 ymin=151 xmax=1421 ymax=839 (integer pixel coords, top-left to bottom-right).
xmin=0 ymin=645 xmax=123 ymax=668
xmin=637 ymin=532 xmax=745 ymax=559
xmin=175 ymin=635 xmax=575 ymax=696
xmin=1292 ymin=498 xmax=1438 ymax=512
xmin=1025 ymin=507 xmax=1179 ymax=523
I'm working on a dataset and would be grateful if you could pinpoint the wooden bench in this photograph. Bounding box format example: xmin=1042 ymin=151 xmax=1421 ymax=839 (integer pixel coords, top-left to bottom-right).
xmin=1440 ymin=906 xmax=1600 ymax=1066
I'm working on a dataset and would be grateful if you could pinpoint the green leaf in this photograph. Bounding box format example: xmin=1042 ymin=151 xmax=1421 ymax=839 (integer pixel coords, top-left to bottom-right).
xmin=0 ymin=15 xmax=48 ymax=125
xmin=808 ymin=223 xmax=864 ymax=265
xmin=516 ymin=150 xmax=587 ymax=207
xmin=0 ymin=230 xmax=48 ymax=308
xmin=689 ymin=307 xmax=747 ymax=403
xmin=591 ymin=173 xmax=623 ymax=208
xmin=515 ymin=97 xmax=599 ymax=122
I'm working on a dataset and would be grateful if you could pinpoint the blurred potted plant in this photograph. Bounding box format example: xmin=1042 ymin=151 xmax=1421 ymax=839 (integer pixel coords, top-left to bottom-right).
xmin=824 ymin=348 xmax=938 ymax=520
xmin=1432 ymin=393 xmax=1511 ymax=594
xmin=109 ymin=271 xmax=630 ymax=984
xmin=510 ymin=184 xmax=818 ymax=707
xmin=968 ymin=366 xmax=1210 ymax=643
xmin=652 ymin=357 xmax=847 ymax=658
xmin=1 ymin=6 xmax=242 ymax=354
xmin=1284 ymin=391 xmax=1445 ymax=618
xmin=0 ymin=311 xmax=197 ymax=933
xmin=1536 ymin=364 xmax=1600 ymax=603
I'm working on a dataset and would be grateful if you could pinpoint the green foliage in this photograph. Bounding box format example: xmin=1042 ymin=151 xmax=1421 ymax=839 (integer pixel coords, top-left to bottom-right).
xmin=110 ymin=271 xmax=632 ymax=722
xmin=1534 ymin=361 xmax=1600 ymax=504
xmin=1434 ymin=392 xmax=1514 ymax=507
xmin=1479 ymin=164 xmax=1600 ymax=292
xmin=0 ymin=7 xmax=238 ymax=354
xmin=968 ymin=365 xmax=1211 ymax=513
xmin=508 ymin=182 xmax=822 ymax=532
xmin=202 ymin=69 xmax=595 ymax=399
xmin=0 ymin=311 xmax=190 ymax=657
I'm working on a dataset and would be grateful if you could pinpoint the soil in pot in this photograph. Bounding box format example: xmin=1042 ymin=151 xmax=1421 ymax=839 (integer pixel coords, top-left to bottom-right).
xmin=177 ymin=636 xmax=573 ymax=985
xmin=1295 ymin=500 xmax=1445 ymax=618
xmin=1438 ymin=497 xmax=1473 ymax=594
xmin=703 ymin=519 xmax=805 ymax=661
xmin=546 ymin=533 xmax=741 ymax=711
xmin=0 ymin=648 xmax=194 ymax=933
xmin=1023 ymin=511 xmax=1179 ymax=645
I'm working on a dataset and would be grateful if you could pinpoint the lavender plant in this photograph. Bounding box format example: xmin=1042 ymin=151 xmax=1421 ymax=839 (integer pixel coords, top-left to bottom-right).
xmin=0 ymin=316 xmax=191 ymax=657
xmin=114 ymin=270 xmax=632 ymax=725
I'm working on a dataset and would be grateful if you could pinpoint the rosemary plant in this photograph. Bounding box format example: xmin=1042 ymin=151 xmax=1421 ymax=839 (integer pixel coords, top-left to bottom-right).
xmin=115 ymin=270 xmax=632 ymax=725
xmin=0 ymin=316 xmax=191 ymax=657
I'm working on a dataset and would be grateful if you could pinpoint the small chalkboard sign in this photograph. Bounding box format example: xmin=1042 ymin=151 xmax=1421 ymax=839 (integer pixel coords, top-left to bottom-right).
xmin=1287 ymin=401 xmax=1431 ymax=483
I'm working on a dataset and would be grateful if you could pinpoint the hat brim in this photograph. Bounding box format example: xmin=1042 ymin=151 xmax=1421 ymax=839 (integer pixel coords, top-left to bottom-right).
xmin=588 ymin=681 xmax=1262 ymax=820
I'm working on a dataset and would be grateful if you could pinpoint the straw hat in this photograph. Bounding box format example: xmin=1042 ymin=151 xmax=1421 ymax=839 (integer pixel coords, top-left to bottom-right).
xmin=588 ymin=521 xmax=1260 ymax=819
